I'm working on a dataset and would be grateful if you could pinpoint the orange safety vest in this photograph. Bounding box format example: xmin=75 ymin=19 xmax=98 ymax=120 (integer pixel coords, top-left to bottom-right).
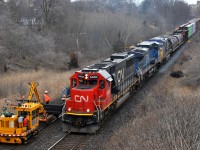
xmin=44 ymin=94 xmax=51 ymax=103
xmin=23 ymin=118 xmax=28 ymax=127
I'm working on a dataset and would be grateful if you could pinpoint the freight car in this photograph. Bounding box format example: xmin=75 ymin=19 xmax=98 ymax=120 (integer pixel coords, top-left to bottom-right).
xmin=62 ymin=18 xmax=200 ymax=133
xmin=178 ymin=18 xmax=199 ymax=40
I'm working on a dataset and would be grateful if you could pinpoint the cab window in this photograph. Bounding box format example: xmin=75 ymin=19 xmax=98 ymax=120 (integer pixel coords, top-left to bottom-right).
xmin=79 ymin=79 xmax=87 ymax=85
xmin=32 ymin=109 xmax=39 ymax=126
xmin=32 ymin=110 xmax=36 ymax=126
xmin=18 ymin=111 xmax=29 ymax=117
xmin=79 ymin=79 xmax=97 ymax=85
xmin=99 ymin=80 xmax=105 ymax=89
xmin=71 ymin=79 xmax=77 ymax=87
xmin=89 ymin=80 xmax=97 ymax=85
xmin=76 ymin=79 xmax=98 ymax=89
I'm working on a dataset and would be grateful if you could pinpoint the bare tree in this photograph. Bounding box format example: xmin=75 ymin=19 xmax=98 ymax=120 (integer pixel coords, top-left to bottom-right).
xmin=41 ymin=0 xmax=54 ymax=26
xmin=113 ymin=31 xmax=125 ymax=53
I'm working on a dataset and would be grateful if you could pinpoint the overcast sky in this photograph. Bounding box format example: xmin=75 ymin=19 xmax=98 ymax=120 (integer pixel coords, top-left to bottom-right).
xmin=185 ymin=0 xmax=198 ymax=4
xmin=70 ymin=0 xmax=198 ymax=5
xmin=135 ymin=0 xmax=198 ymax=5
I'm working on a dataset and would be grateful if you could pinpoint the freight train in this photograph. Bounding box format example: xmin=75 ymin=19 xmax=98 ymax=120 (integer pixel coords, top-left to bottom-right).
xmin=62 ymin=18 xmax=200 ymax=133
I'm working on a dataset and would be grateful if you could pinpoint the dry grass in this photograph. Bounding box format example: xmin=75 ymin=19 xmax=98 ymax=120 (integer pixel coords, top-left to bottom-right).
xmin=130 ymin=33 xmax=200 ymax=149
xmin=103 ymin=79 xmax=200 ymax=150
xmin=92 ymin=32 xmax=200 ymax=150
xmin=170 ymin=33 xmax=200 ymax=91
xmin=0 ymin=69 xmax=74 ymax=107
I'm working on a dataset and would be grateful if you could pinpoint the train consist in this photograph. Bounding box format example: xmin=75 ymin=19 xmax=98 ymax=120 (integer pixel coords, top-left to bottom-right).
xmin=62 ymin=18 xmax=200 ymax=133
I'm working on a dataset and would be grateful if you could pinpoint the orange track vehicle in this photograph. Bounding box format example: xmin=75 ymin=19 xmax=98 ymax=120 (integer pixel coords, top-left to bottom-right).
xmin=0 ymin=99 xmax=41 ymax=144
xmin=0 ymin=82 xmax=62 ymax=144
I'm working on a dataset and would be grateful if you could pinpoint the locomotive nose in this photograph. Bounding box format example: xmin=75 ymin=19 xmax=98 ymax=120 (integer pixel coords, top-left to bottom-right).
xmin=70 ymin=88 xmax=96 ymax=113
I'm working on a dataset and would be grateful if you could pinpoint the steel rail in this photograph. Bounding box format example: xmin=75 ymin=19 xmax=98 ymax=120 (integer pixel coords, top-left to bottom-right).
xmin=47 ymin=131 xmax=71 ymax=150
xmin=70 ymin=135 xmax=93 ymax=150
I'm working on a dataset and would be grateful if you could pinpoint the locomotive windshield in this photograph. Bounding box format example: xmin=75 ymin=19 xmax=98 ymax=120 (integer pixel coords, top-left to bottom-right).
xmin=79 ymin=79 xmax=97 ymax=85
xmin=76 ymin=79 xmax=98 ymax=89
xmin=137 ymin=44 xmax=151 ymax=48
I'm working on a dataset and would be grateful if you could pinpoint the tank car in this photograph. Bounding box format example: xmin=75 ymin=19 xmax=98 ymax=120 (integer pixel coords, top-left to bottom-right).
xmin=179 ymin=22 xmax=196 ymax=39
xmin=168 ymin=34 xmax=183 ymax=51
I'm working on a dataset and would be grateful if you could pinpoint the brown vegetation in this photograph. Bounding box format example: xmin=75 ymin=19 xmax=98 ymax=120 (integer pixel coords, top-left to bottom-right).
xmin=0 ymin=70 xmax=74 ymax=109
xmin=0 ymin=0 xmax=192 ymax=73
xmin=1 ymin=0 xmax=191 ymax=101
xmin=130 ymin=32 xmax=200 ymax=150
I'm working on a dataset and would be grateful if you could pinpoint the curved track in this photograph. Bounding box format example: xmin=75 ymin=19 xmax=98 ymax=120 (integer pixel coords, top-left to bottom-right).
xmin=48 ymin=133 xmax=93 ymax=150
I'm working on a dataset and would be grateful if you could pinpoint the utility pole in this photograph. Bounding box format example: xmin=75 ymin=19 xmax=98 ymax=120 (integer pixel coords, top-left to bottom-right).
xmin=66 ymin=32 xmax=86 ymax=68
xmin=66 ymin=32 xmax=86 ymax=50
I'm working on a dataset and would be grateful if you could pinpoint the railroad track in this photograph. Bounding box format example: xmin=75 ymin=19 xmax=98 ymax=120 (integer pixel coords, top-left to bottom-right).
xmin=38 ymin=115 xmax=60 ymax=132
xmin=48 ymin=133 xmax=93 ymax=150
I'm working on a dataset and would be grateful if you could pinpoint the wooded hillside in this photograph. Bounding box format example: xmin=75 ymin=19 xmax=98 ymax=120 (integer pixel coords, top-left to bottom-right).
xmin=0 ymin=0 xmax=196 ymax=73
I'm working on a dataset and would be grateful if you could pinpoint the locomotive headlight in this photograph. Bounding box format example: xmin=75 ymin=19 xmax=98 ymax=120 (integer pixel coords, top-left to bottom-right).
xmin=68 ymin=107 xmax=71 ymax=111
xmin=85 ymin=74 xmax=88 ymax=80
xmin=86 ymin=109 xmax=90 ymax=112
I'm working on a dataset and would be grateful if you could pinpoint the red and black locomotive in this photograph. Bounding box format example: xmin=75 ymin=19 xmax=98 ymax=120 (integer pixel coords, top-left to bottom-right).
xmin=62 ymin=53 xmax=139 ymax=133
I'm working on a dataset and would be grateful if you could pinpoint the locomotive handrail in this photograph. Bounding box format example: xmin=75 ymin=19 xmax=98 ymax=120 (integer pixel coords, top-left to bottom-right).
xmin=93 ymin=101 xmax=101 ymax=122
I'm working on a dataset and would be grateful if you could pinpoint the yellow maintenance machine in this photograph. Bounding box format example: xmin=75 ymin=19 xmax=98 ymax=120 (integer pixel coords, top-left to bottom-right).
xmin=18 ymin=82 xmax=55 ymax=123
xmin=0 ymin=82 xmax=58 ymax=144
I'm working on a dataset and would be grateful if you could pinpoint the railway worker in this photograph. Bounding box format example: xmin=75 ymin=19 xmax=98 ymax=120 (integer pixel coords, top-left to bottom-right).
xmin=61 ymin=86 xmax=70 ymax=101
xmin=44 ymin=91 xmax=51 ymax=104
xmin=23 ymin=116 xmax=28 ymax=129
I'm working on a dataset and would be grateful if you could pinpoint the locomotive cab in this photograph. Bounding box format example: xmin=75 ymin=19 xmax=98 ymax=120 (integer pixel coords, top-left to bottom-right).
xmin=136 ymin=41 xmax=159 ymax=64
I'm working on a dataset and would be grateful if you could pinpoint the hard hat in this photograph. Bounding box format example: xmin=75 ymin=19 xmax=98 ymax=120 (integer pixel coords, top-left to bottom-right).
xmin=45 ymin=90 xmax=48 ymax=94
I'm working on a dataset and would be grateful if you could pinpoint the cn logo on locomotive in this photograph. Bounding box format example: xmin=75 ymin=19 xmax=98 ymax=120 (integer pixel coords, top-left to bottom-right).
xmin=75 ymin=95 xmax=89 ymax=102
xmin=117 ymin=68 xmax=124 ymax=83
